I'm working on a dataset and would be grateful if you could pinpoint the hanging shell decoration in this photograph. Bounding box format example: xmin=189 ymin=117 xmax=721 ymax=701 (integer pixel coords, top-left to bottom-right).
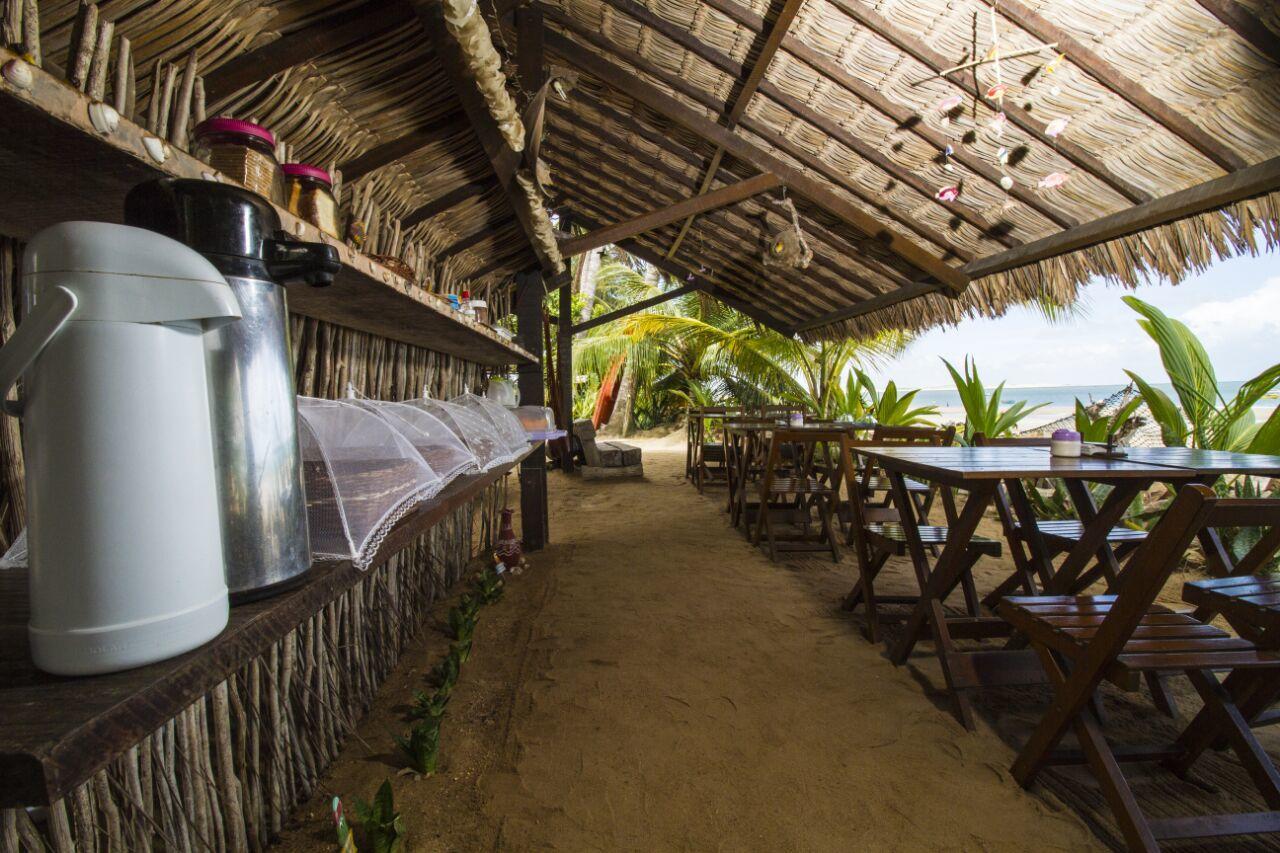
xmin=1038 ymin=171 xmax=1070 ymax=190
xmin=937 ymin=94 xmax=962 ymax=114
xmin=1044 ymin=117 xmax=1070 ymax=138
xmin=441 ymin=0 xmax=525 ymax=152
xmin=985 ymin=82 xmax=1009 ymax=102
xmin=989 ymin=111 xmax=1007 ymax=137
xmin=936 ymin=185 xmax=960 ymax=202
xmin=762 ymin=196 xmax=813 ymax=271
xmin=999 ymin=175 xmax=1014 ymax=191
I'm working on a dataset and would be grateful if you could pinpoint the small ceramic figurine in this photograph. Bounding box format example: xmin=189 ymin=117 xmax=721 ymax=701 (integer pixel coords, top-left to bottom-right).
xmin=494 ymin=506 xmax=526 ymax=572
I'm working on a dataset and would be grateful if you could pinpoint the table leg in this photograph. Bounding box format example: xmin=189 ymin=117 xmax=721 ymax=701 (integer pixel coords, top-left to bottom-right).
xmin=1045 ymin=481 xmax=1147 ymax=595
xmin=1005 ymin=478 xmax=1058 ymax=588
xmin=1063 ymin=479 xmax=1125 ymax=587
xmin=889 ymin=481 xmax=997 ymax=665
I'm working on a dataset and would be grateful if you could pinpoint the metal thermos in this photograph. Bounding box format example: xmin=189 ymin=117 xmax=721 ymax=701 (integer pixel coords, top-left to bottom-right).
xmin=125 ymin=179 xmax=340 ymax=601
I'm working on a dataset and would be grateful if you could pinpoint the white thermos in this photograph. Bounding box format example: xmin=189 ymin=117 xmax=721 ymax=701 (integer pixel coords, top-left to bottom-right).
xmin=0 ymin=222 xmax=241 ymax=675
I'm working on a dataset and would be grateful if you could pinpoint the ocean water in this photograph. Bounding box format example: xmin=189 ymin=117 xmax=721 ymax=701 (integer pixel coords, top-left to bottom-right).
xmin=906 ymin=381 xmax=1278 ymax=430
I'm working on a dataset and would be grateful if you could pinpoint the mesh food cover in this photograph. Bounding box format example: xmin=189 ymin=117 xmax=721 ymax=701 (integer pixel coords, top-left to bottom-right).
xmin=296 ymin=397 xmax=442 ymax=568
xmin=451 ymin=392 xmax=529 ymax=456
xmin=406 ymin=397 xmax=518 ymax=472
xmin=355 ymin=399 xmax=479 ymax=482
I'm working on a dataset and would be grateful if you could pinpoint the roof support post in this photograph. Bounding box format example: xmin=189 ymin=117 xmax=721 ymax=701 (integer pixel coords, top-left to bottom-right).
xmin=556 ymin=275 xmax=575 ymax=472
xmin=515 ymin=268 xmax=549 ymax=549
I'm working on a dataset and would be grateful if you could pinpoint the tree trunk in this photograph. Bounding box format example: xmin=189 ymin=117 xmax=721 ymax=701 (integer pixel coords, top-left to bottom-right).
xmin=577 ymin=246 xmax=601 ymax=322
xmin=614 ymin=367 xmax=636 ymax=437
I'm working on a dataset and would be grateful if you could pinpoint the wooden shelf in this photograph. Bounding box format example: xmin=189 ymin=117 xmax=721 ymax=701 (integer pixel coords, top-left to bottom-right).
xmin=0 ymin=49 xmax=535 ymax=367
xmin=0 ymin=445 xmax=536 ymax=808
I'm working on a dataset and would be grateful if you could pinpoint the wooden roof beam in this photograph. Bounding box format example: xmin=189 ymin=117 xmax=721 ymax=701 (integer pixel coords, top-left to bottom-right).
xmin=460 ymin=242 xmax=531 ymax=282
xmin=412 ymin=0 xmax=560 ymax=273
xmin=436 ymin=215 xmax=518 ymax=263
xmin=1192 ymin=1 xmax=1280 ymax=65
xmin=560 ymin=172 xmax=782 ymax=256
xmin=402 ymin=179 xmax=496 ymax=228
xmin=553 ymin=93 xmax=915 ymax=292
xmin=963 ymin=155 xmax=1280 ymax=279
xmin=338 ymin=112 xmax=471 ymax=182
xmin=542 ymin=27 xmax=969 ymax=292
xmin=822 ymin=0 xmax=1151 ymax=204
xmin=666 ymin=0 xmax=805 ymax=259
xmin=791 ymin=282 xmax=938 ymax=334
xmin=570 ymin=284 xmax=699 ymax=334
xmin=546 ymin=4 xmax=1015 ymax=250
xmin=982 ymin=0 xmax=1245 ymax=172
xmin=203 ymin=0 xmax=410 ymax=103
xmin=694 ymin=0 xmax=1077 ymax=230
xmin=544 ymin=134 xmax=883 ymax=310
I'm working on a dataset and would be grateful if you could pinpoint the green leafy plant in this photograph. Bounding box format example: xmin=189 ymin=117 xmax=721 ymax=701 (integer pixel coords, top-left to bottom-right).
xmin=352 ymin=780 xmax=406 ymax=853
xmin=942 ymin=356 xmax=1048 ymax=443
xmin=450 ymin=638 xmax=473 ymax=665
xmin=394 ymin=717 xmax=442 ymax=776
xmin=409 ymin=688 xmax=450 ymax=721
xmin=832 ymin=368 xmax=939 ymax=425
xmin=473 ymin=569 xmax=504 ymax=605
xmin=1123 ymin=296 xmax=1280 ymax=453
xmin=457 ymin=592 xmax=482 ymax=620
xmin=332 ymin=796 xmax=356 ymax=853
xmin=447 ymin=605 xmax=476 ymax=643
xmin=429 ymin=649 xmax=460 ymax=694
xmin=1072 ymin=394 xmax=1144 ymax=443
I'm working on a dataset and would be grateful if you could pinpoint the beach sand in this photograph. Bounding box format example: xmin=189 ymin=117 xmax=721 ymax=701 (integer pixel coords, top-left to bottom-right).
xmin=273 ymin=439 xmax=1277 ymax=851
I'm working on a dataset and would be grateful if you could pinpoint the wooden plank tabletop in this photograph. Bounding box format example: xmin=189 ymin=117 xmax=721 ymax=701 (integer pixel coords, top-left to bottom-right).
xmin=1101 ymin=447 xmax=1280 ymax=477
xmin=0 ymin=447 xmax=535 ymax=807
xmin=856 ymin=446 xmax=1201 ymax=486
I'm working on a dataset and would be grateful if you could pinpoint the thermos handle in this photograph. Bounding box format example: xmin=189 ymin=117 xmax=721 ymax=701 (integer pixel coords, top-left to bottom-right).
xmin=0 ymin=285 xmax=78 ymax=418
xmin=266 ymin=239 xmax=341 ymax=288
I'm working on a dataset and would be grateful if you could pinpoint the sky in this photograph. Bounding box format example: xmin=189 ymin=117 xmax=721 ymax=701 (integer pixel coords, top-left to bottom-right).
xmin=866 ymin=248 xmax=1280 ymax=390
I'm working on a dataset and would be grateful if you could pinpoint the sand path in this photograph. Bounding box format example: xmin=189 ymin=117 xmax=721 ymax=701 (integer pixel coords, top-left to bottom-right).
xmin=475 ymin=443 xmax=1100 ymax=851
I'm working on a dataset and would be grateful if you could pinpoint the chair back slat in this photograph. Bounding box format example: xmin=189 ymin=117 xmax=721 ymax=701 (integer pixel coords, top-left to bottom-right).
xmin=972 ymin=434 xmax=1049 ymax=447
xmin=871 ymin=424 xmax=956 ymax=446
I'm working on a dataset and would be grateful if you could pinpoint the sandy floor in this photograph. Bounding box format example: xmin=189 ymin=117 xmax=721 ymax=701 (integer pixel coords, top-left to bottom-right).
xmin=274 ymin=439 xmax=1278 ymax=851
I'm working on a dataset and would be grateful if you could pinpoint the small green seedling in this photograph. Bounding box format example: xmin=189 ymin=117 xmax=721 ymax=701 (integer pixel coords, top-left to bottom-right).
xmin=409 ymin=688 xmax=450 ymax=720
xmin=451 ymin=638 xmax=472 ymax=665
xmin=457 ymin=592 xmax=482 ymax=620
xmin=394 ymin=718 xmax=441 ymax=776
xmin=352 ymin=780 xmax=405 ymax=853
xmin=473 ymin=570 xmax=504 ymax=604
xmin=429 ymin=649 xmax=460 ymax=693
xmin=448 ymin=605 xmax=476 ymax=642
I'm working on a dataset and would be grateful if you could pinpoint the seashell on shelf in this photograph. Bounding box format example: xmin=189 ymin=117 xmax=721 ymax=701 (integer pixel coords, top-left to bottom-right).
xmin=87 ymin=101 xmax=119 ymax=134
xmin=142 ymin=135 xmax=169 ymax=164
xmin=2 ymin=58 xmax=33 ymax=90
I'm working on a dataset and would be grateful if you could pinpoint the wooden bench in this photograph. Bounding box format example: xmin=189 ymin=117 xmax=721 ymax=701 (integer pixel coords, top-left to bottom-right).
xmin=574 ymin=419 xmax=643 ymax=479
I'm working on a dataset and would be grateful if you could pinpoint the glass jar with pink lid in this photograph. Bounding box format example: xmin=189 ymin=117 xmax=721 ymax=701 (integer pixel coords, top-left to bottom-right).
xmin=191 ymin=118 xmax=285 ymax=204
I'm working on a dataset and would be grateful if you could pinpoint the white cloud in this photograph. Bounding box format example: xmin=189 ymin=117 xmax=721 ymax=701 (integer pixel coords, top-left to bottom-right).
xmin=1181 ymin=276 xmax=1280 ymax=343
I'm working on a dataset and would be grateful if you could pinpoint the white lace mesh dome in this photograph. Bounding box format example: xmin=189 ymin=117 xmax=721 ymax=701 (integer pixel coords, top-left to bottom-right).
xmin=296 ymin=397 xmax=442 ymax=569
xmin=405 ymin=397 xmax=518 ymax=472
xmin=355 ymin=399 xmax=479 ymax=482
xmin=451 ymin=392 xmax=529 ymax=455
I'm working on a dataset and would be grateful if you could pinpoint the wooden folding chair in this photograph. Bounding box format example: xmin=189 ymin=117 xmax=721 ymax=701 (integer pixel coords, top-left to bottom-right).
xmin=842 ymin=435 xmax=1001 ymax=643
xmin=997 ymin=484 xmax=1280 ymax=851
xmin=859 ymin=425 xmax=957 ymax=528
xmin=752 ymin=429 xmax=848 ymax=562
xmin=974 ymin=434 xmax=1148 ymax=603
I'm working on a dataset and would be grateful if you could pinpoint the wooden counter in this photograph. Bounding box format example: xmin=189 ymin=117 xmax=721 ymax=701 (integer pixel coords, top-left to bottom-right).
xmin=0 ymin=447 xmax=534 ymax=808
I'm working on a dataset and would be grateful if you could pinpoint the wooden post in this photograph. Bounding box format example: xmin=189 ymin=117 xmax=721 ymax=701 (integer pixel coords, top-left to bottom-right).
xmin=515 ymin=269 xmax=548 ymax=550
xmin=557 ymin=282 xmax=574 ymax=472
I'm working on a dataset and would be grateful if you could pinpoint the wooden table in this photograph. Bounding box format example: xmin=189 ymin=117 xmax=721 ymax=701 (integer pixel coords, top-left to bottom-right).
xmin=857 ymin=445 xmax=1203 ymax=727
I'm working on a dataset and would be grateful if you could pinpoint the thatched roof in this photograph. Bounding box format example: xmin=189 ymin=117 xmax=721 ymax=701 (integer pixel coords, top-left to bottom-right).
xmin=22 ymin=0 xmax=1280 ymax=340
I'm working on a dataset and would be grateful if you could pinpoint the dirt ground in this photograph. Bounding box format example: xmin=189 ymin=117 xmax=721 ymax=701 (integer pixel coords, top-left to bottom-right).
xmin=274 ymin=438 xmax=1278 ymax=852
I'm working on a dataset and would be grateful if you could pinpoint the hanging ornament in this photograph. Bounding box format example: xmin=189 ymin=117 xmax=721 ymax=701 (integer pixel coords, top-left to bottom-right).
xmin=1045 ymin=117 xmax=1070 ymax=138
xmin=937 ymin=94 xmax=963 ymax=114
xmin=761 ymin=195 xmax=813 ymax=270
xmin=1044 ymin=52 xmax=1066 ymax=75
xmin=1050 ymin=84 xmax=1062 ymax=97
xmin=942 ymin=143 xmax=956 ymax=171
xmin=936 ymin=185 xmax=960 ymax=202
xmin=989 ymin=111 xmax=1007 ymax=137
xmin=1039 ymin=171 xmax=1070 ymax=190
xmin=997 ymin=146 xmax=1010 ymax=165
xmin=986 ymin=82 xmax=1010 ymax=102
xmin=999 ymin=175 xmax=1014 ymax=191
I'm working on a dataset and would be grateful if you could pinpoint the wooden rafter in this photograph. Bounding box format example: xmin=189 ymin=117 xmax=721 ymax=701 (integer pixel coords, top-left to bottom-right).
xmin=541 ymin=27 xmax=969 ymax=291
xmin=694 ymin=0 xmax=1077 ymax=230
xmin=791 ymin=282 xmax=938 ymax=334
xmin=466 ymin=246 xmax=529 ymax=282
xmin=823 ymin=0 xmax=1151 ymax=204
xmin=556 ymin=92 xmax=914 ymax=293
xmin=543 ymin=129 xmax=884 ymax=312
xmin=982 ymin=0 xmax=1245 ymax=172
xmin=546 ymin=3 xmax=1016 ymax=250
xmin=962 ymin=155 xmax=1280 ymax=280
xmin=202 ymin=0 xmax=408 ymax=103
xmin=437 ymin=215 xmax=518 ymax=262
xmin=570 ymin=284 xmax=699 ymax=334
xmin=665 ymin=0 xmax=804 ymax=259
xmin=402 ymin=180 xmax=496 ymax=227
xmin=411 ymin=0 xmax=558 ymax=272
xmin=544 ymin=131 xmax=879 ymax=311
xmin=1192 ymin=0 xmax=1280 ymax=64
xmin=338 ymin=112 xmax=471 ymax=182
xmin=558 ymin=176 xmax=814 ymax=322
xmin=560 ymin=172 xmax=782 ymax=256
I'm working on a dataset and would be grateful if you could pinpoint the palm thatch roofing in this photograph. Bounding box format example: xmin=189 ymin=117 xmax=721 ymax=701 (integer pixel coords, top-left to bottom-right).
xmin=28 ymin=0 xmax=1280 ymax=342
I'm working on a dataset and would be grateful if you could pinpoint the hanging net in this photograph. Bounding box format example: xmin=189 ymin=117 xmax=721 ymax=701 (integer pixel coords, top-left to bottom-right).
xmin=451 ymin=392 xmax=530 ymax=456
xmin=405 ymin=397 xmax=519 ymax=471
xmin=296 ymin=397 xmax=443 ymax=569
